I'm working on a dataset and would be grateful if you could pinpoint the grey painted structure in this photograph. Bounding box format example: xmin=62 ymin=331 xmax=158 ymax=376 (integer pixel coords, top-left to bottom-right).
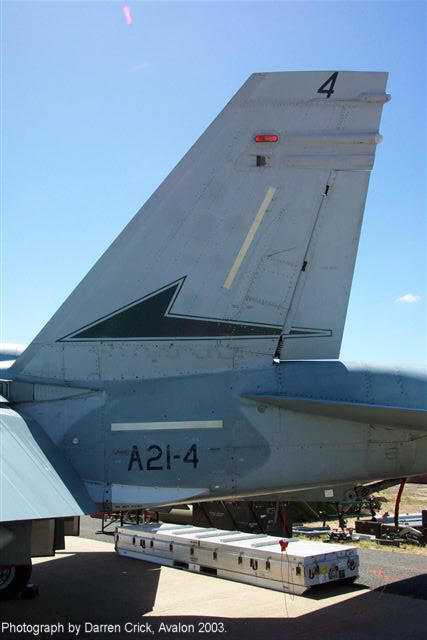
xmin=0 ymin=72 xmax=426 ymax=589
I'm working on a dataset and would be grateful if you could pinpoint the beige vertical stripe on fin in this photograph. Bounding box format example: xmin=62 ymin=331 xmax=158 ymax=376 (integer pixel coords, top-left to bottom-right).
xmin=223 ymin=186 xmax=277 ymax=289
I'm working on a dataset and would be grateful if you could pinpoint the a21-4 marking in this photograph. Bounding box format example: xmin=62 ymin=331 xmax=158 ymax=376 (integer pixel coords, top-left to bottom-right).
xmin=128 ymin=443 xmax=199 ymax=471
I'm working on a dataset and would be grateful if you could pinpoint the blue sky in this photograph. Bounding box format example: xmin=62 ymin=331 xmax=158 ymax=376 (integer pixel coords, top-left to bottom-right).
xmin=1 ymin=1 xmax=426 ymax=365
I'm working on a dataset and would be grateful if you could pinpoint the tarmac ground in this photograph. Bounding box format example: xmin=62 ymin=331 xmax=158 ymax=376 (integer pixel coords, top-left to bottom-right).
xmin=1 ymin=517 xmax=426 ymax=640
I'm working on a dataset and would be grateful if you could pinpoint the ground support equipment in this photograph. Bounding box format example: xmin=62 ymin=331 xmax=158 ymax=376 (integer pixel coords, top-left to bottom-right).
xmin=115 ymin=523 xmax=359 ymax=595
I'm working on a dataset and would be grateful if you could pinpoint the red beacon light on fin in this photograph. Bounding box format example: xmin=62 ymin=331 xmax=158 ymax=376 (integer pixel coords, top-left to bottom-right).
xmin=255 ymin=134 xmax=279 ymax=143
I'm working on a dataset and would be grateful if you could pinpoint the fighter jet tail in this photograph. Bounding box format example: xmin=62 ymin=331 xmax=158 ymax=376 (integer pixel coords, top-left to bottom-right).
xmin=12 ymin=71 xmax=390 ymax=382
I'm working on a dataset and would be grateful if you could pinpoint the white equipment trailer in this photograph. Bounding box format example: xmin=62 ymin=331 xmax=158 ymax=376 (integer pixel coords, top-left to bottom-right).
xmin=115 ymin=523 xmax=359 ymax=594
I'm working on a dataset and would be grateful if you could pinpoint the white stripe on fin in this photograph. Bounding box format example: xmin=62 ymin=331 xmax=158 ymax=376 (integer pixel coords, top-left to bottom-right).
xmin=224 ymin=186 xmax=276 ymax=289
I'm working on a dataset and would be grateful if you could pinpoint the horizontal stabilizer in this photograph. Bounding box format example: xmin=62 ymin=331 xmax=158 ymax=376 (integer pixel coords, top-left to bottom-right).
xmin=0 ymin=407 xmax=96 ymax=522
xmin=245 ymin=395 xmax=427 ymax=430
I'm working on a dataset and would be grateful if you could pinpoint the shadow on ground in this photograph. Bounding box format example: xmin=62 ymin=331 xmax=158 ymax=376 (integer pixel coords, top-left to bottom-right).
xmin=3 ymin=551 xmax=161 ymax=624
xmin=1 ymin=549 xmax=426 ymax=640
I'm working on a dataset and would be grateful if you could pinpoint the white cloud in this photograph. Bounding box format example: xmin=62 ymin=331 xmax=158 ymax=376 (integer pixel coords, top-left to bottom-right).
xmin=129 ymin=62 xmax=149 ymax=72
xmin=396 ymin=293 xmax=421 ymax=303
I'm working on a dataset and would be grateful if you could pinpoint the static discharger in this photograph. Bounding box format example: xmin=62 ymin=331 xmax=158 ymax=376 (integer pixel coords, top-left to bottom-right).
xmin=255 ymin=134 xmax=279 ymax=143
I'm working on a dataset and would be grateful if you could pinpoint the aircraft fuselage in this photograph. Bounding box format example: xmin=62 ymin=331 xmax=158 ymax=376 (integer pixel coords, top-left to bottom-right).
xmin=15 ymin=360 xmax=427 ymax=510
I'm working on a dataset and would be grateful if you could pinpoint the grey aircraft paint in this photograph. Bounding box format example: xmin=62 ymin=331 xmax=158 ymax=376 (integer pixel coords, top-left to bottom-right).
xmin=1 ymin=71 xmax=426 ymax=526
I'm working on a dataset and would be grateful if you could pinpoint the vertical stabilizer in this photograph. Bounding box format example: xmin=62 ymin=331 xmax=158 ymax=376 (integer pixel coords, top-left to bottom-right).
xmin=12 ymin=72 xmax=389 ymax=381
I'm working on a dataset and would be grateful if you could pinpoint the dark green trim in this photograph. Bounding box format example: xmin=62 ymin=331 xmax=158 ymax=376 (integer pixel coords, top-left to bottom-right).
xmin=59 ymin=278 xmax=331 ymax=342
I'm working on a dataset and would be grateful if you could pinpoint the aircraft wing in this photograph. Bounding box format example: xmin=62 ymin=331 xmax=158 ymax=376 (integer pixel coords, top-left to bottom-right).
xmin=0 ymin=407 xmax=95 ymax=522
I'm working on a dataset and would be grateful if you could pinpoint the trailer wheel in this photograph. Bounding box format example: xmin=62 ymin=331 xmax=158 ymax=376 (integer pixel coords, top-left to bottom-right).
xmin=0 ymin=564 xmax=32 ymax=600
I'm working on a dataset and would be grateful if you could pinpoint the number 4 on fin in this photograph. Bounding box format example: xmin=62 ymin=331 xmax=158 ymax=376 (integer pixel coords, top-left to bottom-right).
xmin=317 ymin=72 xmax=338 ymax=98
